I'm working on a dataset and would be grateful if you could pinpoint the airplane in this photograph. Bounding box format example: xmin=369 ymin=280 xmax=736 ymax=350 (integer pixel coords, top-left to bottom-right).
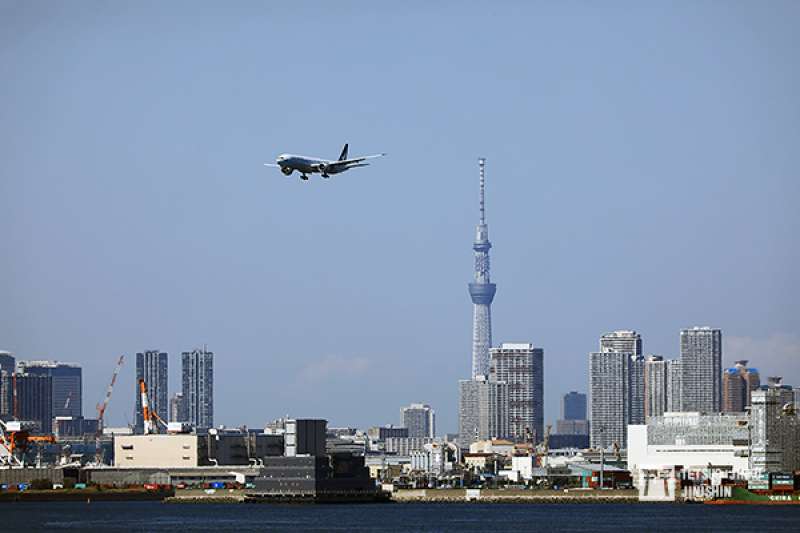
xmin=264 ymin=143 xmax=385 ymax=181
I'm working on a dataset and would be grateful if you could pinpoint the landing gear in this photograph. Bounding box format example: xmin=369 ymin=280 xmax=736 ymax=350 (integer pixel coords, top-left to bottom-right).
xmin=300 ymin=174 xmax=309 ymax=181
xmin=321 ymin=173 xmax=330 ymax=179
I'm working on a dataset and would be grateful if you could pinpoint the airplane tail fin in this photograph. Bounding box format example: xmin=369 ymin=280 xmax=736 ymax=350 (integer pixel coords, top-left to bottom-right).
xmin=338 ymin=143 xmax=349 ymax=161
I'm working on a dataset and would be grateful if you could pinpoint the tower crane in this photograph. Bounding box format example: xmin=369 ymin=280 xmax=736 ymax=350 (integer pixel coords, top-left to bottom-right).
xmin=139 ymin=378 xmax=167 ymax=434
xmin=93 ymin=355 xmax=124 ymax=465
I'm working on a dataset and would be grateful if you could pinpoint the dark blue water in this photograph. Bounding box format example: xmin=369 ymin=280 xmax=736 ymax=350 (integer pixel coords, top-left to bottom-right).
xmin=1 ymin=502 xmax=799 ymax=532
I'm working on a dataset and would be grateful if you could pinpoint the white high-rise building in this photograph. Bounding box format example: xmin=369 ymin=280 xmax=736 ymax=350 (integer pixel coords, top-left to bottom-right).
xmin=458 ymin=376 xmax=508 ymax=448
xmin=590 ymin=351 xmax=629 ymax=449
xmin=644 ymin=356 xmax=668 ymax=419
xmin=680 ymin=327 xmax=722 ymax=413
xmin=401 ymin=403 xmax=435 ymax=438
xmin=490 ymin=343 xmax=544 ymax=442
xmin=600 ymin=330 xmax=642 ymax=356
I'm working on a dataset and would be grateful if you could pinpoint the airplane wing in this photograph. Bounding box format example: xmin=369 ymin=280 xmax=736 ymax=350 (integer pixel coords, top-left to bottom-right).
xmin=263 ymin=163 xmax=281 ymax=167
xmin=324 ymin=153 xmax=386 ymax=170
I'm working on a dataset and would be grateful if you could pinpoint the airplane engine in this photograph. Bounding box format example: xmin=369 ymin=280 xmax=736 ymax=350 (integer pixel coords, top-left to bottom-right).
xmin=317 ymin=163 xmax=327 ymax=173
xmin=281 ymin=166 xmax=292 ymax=176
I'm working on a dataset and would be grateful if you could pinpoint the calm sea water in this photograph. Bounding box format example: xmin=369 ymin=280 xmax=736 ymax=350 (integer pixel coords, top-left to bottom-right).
xmin=1 ymin=502 xmax=798 ymax=532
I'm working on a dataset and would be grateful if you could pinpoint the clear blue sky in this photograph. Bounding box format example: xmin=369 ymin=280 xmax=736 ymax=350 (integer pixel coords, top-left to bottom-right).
xmin=2 ymin=1 xmax=798 ymax=433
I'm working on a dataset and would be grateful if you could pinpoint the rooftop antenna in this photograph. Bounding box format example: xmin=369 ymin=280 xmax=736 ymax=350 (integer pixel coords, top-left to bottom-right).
xmin=478 ymin=158 xmax=486 ymax=225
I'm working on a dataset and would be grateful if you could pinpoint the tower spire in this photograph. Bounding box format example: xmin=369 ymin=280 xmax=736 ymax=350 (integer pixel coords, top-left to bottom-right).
xmin=468 ymin=157 xmax=496 ymax=379
xmin=479 ymin=157 xmax=486 ymax=225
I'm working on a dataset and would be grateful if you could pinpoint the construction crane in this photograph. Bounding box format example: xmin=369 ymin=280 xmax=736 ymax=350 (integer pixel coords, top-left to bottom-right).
xmin=0 ymin=420 xmax=56 ymax=467
xmin=94 ymin=355 xmax=124 ymax=465
xmin=139 ymin=378 xmax=167 ymax=434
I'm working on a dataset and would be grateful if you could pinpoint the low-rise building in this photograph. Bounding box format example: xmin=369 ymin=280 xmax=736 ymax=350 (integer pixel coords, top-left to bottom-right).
xmin=627 ymin=412 xmax=750 ymax=485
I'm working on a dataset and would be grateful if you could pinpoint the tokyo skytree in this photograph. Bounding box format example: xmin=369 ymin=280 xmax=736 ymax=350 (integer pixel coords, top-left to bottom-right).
xmin=468 ymin=158 xmax=496 ymax=378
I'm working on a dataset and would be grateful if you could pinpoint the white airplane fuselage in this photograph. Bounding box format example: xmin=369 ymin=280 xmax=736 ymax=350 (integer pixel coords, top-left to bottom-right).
xmin=276 ymin=154 xmax=346 ymax=176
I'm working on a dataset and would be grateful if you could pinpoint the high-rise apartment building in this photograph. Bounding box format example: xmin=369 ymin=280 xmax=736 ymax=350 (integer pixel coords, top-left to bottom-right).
xmin=135 ymin=350 xmax=168 ymax=433
xmin=489 ymin=343 xmax=544 ymax=442
xmin=590 ymin=330 xmax=644 ymax=448
xmin=666 ymin=360 xmax=683 ymax=412
xmin=16 ymin=360 xmax=82 ymax=418
xmin=169 ymin=392 xmax=187 ymax=423
xmin=599 ymin=330 xmax=642 ymax=356
xmin=0 ymin=351 xmax=14 ymax=420
xmin=400 ymin=403 xmax=435 ymax=438
xmin=458 ymin=377 xmax=508 ymax=448
xmin=182 ymin=347 xmax=214 ymax=430
xmin=468 ymin=159 xmax=496 ymax=379
xmin=680 ymin=327 xmax=722 ymax=413
xmin=644 ymin=356 xmax=668 ymax=419
xmin=15 ymin=373 xmax=53 ymax=433
xmin=628 ymin=355 xmax=646 ymax=425
xmin=722 ymin=360 xmax=760 ymax=413
xmin=589 ymin=351 xmax=629 ymax=449
xmin=750 ymin=377 xmax=799 ymax=473
xmin=561 ymin=391 xmax=587 ymax=421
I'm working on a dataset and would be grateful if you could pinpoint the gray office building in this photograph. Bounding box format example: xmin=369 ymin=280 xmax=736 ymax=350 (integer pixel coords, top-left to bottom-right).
xmin=561 ymin=391 xmax=587 ymax=421
xmin=16 ymin=360 xmax=82 ymax=419
xmin=458 ymin=377 xmax=509 ymax=448
xmin=400 ymin=403 xmax=435 ymax=438
xmin=666 ymin=360 xmax=683 ymax=412
xmin=490 ymin=343 xmax=544 ymax=442
xmin=182 ymin=347 xmax=214 ymax=430
xmin=15 ymin=373 xmax=53 ymax=433
xmin=135 ymin=350 xmax=168 ymax=434
xmin=680 ymin=327 xmax=722 ymax=413
xmin=644 ymin=356 xmax=668 ymax=419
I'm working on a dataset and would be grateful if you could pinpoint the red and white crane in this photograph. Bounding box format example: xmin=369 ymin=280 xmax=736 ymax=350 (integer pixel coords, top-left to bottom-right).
xmin=94 ymin=355 xmax=124 ymax=464
xmin=139 ymin=378 xmax=167 ymax=434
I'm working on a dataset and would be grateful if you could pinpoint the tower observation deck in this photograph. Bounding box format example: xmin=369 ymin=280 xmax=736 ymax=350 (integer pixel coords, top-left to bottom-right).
xmin=469 ymin=158 xmax=496 ymax=378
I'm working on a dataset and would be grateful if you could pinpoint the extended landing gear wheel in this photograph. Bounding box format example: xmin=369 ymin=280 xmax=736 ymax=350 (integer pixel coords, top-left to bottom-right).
xmin=300 ymin=175 xmax=309 ymax=181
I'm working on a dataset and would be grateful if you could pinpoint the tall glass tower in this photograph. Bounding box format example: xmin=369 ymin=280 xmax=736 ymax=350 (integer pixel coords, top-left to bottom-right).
xmin=468 ymin=158 xmax=496 ymax=378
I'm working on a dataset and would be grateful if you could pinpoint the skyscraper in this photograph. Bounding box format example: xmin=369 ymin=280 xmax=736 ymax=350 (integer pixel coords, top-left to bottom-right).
xmin=468 ymin=158 xmax=496 ymax=379
xmin=589 ymin=351 xmax=629 ymax=449
xmin=16 ymin=360 xmax=82 ymax=418
xmin=628 ymin=355 xmax=646 ymax=424
xmin=561 ymin=391 xmax=587 ymax=421
xmin=722 ymin=360 xmax=760 ymax=413
xmin=599 ymin=330 xmax=642 ymax=356
xmin=458 ymin=377 xmax=508 ymax=448
xmin=182 ymin=346 xmax=214 ymax=430
xmin=680 ymin=327 xmax=722 ymax=413
xmin=490 ymin=343 xmax=544 ymax=442
xmin=644 ymin=355 xmax=668 ymax=419
xmin=666 ymin=360 xmax=683 ymax=412
xmin=590 ymin=331 xmax=644 ymax=448
xmin=135 ymin=350 xmax=168 ymax=434
xmin=169 ymin=392 xmax=187 ymax=423
xmin=0 ymin=351 xmax=14 ymax=420
xmin=401 ymin=403 xmax=435 ymax=438
xmin=14 ymin=373 xmax=53 ymax=433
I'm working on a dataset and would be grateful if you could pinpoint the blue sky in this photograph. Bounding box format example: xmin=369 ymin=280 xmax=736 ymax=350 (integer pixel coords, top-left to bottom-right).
xmin=1 ymin=1 xmax=798 ymax=432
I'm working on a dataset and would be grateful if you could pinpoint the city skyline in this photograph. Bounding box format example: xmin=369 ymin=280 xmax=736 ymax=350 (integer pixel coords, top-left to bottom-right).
xmin=2 ymin=2 xmax=798 ymax=433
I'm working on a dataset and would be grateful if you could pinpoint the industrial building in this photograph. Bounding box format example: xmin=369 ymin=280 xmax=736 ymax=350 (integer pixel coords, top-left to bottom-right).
xmin=249 ymin=454 xmax=384 ymax=502
xmin=627 ymin=412 xmax=751 ymax=484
